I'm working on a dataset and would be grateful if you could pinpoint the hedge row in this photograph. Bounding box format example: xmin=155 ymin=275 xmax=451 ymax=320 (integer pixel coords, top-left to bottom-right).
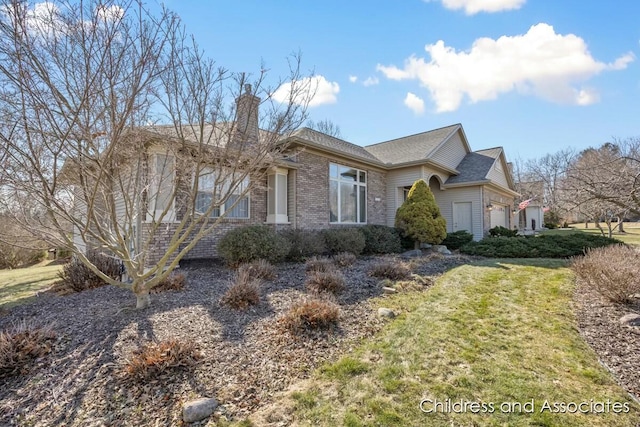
xmin=460 ymin=233 xmax=621 ymax=258
xmin=218 ymin=225 xmax=407 ymax=266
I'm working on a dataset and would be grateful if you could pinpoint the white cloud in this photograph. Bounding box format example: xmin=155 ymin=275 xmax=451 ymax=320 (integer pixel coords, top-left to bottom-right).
xmin=363 ymin=76 xmax=379 ymax=87
xmin=348 ymin=75 xmax=358 ymax=83
xmin=426 ymin=0 xmax=525 ymax=14
xmin=377 ymin=23 xmax=634 ymax=112
xmin=404 ymin=92 xmax=425 ymax=115
xmin=96 ymin=5 xmax=124 ymax=21
xmin=272 ymin=75 xmax=340 ymax=107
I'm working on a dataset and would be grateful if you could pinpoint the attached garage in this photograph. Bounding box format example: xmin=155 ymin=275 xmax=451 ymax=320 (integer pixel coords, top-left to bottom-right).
xmin=490 ymin=204 xmax=508 ymax=228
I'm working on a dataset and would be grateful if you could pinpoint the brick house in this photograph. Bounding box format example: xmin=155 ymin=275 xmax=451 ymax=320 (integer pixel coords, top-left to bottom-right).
xmin=73 ymin=87 xmax=518 ymax=264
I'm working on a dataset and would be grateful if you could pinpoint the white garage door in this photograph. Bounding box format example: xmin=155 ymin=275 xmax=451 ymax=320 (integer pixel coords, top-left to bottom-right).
xmin=490 ymin=204 xmax=507 ymax=228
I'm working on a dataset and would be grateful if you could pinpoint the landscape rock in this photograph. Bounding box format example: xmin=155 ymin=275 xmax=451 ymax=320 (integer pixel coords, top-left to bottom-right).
xmin=378 ymin=307 xmax=396 ymax=318
xmin=401 ymin=249 xmax=422 ymax=258
xmin=382 ymin=286 xmax=397 ymax=294
xmin=183 ymin=397 xmax=218 ymax=423
xmin=619 ymin=313 xmax=640 ymax=327
xmin=432 ymin=245 xmax=452 ymax=255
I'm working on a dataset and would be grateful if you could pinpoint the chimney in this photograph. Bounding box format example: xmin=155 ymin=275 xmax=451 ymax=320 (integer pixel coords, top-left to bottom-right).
xmin=234 ymin=83 xmax=260 ymax=148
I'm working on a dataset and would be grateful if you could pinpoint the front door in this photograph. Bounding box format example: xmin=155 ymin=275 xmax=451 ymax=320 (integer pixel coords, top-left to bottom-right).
xmin=453 ymin=202 xmax=472 ymax=232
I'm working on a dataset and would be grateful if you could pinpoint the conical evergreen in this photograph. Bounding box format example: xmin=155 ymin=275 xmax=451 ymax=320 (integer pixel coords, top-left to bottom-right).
xmin=395 ymin=179 xmax=447 ymax=248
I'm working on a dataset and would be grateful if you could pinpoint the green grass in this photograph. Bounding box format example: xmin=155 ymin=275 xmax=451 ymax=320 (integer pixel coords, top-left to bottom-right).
xmin=543 ymin=222 xmax=640 ymax=246
xmin=272 ymin=259 xmax=640 ymax=427
xmin=0 ymin=263 xmax=63 ymax=309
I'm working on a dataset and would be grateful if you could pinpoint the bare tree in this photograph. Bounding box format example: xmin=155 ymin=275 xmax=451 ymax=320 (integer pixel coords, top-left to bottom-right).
xmin=524 ymin=148 xmax=576 ymax=218
xmin=0 ymin=0 xmax=312 ymax=308
xmin=306 ymin=118 xmax=342 ymax=138
xmin=564 ymin=141 xmax=640 ymax=237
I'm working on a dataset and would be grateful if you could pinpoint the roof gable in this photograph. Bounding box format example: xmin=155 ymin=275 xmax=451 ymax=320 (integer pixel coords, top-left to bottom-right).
xmin=364 ymin=124 xmax=461 ymax=165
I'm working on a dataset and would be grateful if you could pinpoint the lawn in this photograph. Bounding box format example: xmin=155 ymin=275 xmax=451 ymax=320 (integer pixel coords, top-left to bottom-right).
xmin=260 ymin=259 xmax=640 ymax=427
xmin=543 ymin=222 xmax=640 ymax=246
xmin=0 ymin=262 xmax=63 ymax=309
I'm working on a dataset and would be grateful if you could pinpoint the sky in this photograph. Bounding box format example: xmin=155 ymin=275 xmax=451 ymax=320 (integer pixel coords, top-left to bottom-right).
xmin=157 ymin=1 xmax=638 ymax=161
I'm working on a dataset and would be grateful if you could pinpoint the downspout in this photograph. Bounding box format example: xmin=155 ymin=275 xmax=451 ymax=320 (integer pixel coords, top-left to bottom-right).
xmin=480 ymin=186 xmax=484 ymax=239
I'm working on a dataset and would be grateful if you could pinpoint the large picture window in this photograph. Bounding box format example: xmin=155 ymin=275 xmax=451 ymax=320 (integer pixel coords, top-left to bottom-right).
xmin=329 ymin=163 xmax=366 ymax=223
xmin=196 ymin=169 xmax=249 ymax=219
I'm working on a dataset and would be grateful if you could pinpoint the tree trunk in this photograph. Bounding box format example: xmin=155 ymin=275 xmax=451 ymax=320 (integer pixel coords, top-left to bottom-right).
xmin=414 ymin=240 xmax=420 ymax=250
xmin=136 ymin=289 xmax=151 ymax=309
xmin=619 ymin=219 xmax=625 ymax=233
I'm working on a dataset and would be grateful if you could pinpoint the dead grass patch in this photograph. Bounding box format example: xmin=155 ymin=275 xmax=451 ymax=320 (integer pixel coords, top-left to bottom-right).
xmin=368 ymin=260 xmax=411 ymax=281
xmin=237 ymin=259 xmax=276 ymax=280
xmin=305 ymin=270 xmax=346 ymax=295
xmin=332 ymin=252 xmax=356 ymax=267
xmin=122 ymin=339 xmax=201 ymax=381
xmin=0 ymin=321 xmax=56 ymax=378
xmin=152 ymin=272 xmax=186 ymax=293
xmin=220 ymin=269 xmax=261 ymax=309
xmin=305 ymin=256 xmax=335 ymax=273
xmin=279 ymin=298 xmax=340 ymax=334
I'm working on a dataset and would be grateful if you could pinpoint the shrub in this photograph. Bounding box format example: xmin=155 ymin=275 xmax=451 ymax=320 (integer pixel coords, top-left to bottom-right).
xmin=441 ymin=230 xmax=474 ymax=250
xmin=58 ymin=250 xmax=122 ymax=292
xmin=237 ymin=259 xmax=276 ymax=280
xmin=395 ymin=180 xmax=446 ymax=247
xmin=218 ymin=225 xmax=291 ymax=267
xmin=306 ymin=256 xmax=335 ymax=273
xmin=460 ymin=233 xmax=621 ymax=258
xmin=279 ymin=298 xmax=340 ymax=333
xmin=306 ymin=270 xmax=346 ymax=295
xmin=571 ymin=245 xmax=640 ymax=304
xmin=279 ymin=229 xmax=326 ymax=261
xmin=562 ymin=221 xmax=569 ymax=228
xmin=122 ymin=339 xmax=201 ymax=380
xmin=360 ymin=225 xmax=403 ymax=254
xmin=321 ymin=228 xmax=366 ymax=255
xmin=488 ymin=226 xmax=518 ymax=238
xmin=333 ymin=252 xmax=356 ymax=267
xmin=152 ymin=272 xmax=186 ymax=293
xmin=0 ymin=321 xmax=55 ymax=378
xmin=544 ymin=222 xmax=558 ymax=229
xmin=220 ymin=269 xmax=261 ymax=309
xmin=368 ymin=260 xmax=412 ymax=280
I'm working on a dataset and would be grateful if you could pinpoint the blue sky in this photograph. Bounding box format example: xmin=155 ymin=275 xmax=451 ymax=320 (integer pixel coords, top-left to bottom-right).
xmin=161 ymin=0 xmax=638 ymax=161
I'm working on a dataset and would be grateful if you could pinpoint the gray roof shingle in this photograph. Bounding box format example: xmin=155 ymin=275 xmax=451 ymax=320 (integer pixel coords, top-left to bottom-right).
xmin=364 ymin=124 xmax=460 ymax=165
xmin=445 ymin=152 xmax=495 ymax=184
xmin=290 ymin=128 xmax=383 ymax=164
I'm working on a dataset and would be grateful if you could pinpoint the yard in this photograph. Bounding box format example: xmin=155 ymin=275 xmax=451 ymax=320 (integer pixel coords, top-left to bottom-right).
xmin=0 ymin=255 xmax=638 ymax=426
xmin=543 ymin=222 xmax=640 ymax=246
xmin=249 ymin=259 xmax=640 ymax=426
xmin=0 ymin=262 xmax=63 ymax=309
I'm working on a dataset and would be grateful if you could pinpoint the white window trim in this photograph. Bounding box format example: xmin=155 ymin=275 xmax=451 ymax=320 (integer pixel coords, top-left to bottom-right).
xmin=329 ymin=163 xmax=367 ymax=224
xmin=195 ymin=168 xmax=251 ymax=220
xmin=266 ymin=167 xmax=289 ymax=224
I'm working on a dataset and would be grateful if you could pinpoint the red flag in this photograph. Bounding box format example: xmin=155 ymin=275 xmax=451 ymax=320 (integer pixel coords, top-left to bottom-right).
xmin=518 ymin=198 xmax=533 ymax=210
xmin=542 ymin=207 xmax=550 ymax=212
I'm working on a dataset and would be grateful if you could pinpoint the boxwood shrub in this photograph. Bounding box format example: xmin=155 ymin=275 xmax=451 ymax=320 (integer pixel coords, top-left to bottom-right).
xmin=218 ymin=225 xmax=291 ymax=266
xmin=460 ymin=233 xmax=621 ymax=258
xmin=360 ymin=225 xmax=403 ymax=254
xmin=321 ymin=228 xmax=366 ymax=256
xmin=278 ymin=229 xmax=326 ymax=261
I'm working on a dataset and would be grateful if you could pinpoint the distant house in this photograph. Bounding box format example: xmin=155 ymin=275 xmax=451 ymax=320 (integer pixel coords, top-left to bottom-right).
xmin=72 ymin=89 xmax=519 ymax=265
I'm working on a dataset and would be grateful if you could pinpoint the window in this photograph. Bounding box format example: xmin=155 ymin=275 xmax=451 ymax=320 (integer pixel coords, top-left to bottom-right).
xmin=196 ymin=169 xmax=249 ymax=218
xmin=329 ymin=163 xmax=366 ymax=223
xmin=267 ymin=168 xmax=288 ymax=223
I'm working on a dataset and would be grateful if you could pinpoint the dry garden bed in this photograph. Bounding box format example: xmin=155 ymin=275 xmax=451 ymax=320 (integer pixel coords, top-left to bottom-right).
xmin=0 ymin=253 xmax=467 ymax=426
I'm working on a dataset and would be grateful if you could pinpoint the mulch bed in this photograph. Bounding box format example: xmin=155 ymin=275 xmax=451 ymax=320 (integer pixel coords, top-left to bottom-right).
xmin=0 ymin=254 xmax=468 ymax=426
xmin=573 ymin=283 xmax=640 ymax=403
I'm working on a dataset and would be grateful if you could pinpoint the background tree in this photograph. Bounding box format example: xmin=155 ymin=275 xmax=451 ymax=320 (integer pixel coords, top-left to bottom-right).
xmin=0 ymin=0 xmax=311 ymax=308
xmin=395 ymin=179 xmax=446 ymax=248
xmin=564 ymin=142 xmax=639 ymax=237
xmin=306 ymin=118 xmax=342 ymax=138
